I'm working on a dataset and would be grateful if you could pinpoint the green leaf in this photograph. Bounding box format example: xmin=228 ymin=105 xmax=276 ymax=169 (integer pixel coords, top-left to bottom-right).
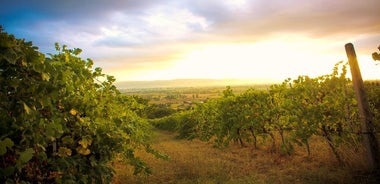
xmin=46 ymin=123 xmax=63 ymax=140
xmin=16 ymin=148 xmax=34 ymax=169
xmin=54 ymin=42 xmax=60 ymax=51
xmin=19 ymin=148 xmax=34 ymax=162
xmin=57 ymin=147 xmax=72 ymax=157
xmin=61 ymin=136 xmax=74 ymax=145
xmin=0 ymin=166 xmax=15 ymax=177
xmin=0 ymin=138 xmax=14 ymax=155
xmin=72 ymin=48 xmax=82 ymax=55
xmin=78 ymin=136 xmax=92 ymax=149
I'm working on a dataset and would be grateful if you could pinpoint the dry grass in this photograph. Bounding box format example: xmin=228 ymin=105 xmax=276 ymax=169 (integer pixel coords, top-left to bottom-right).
xmin=111 ymin=131 xmax=377 ymax=184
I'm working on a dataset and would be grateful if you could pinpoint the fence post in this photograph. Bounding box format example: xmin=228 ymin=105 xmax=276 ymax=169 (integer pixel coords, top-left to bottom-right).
xmin=345 ymin=43 xmax=380 ymax=174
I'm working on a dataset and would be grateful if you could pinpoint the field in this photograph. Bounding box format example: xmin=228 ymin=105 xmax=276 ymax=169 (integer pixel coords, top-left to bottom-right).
xmin=111 ymin=130 xmax=376 ymax=184
xmin=121 ymin=85 xmax=268 ymax=110
xmin=113 ymin=84 xmax=379 ymax=184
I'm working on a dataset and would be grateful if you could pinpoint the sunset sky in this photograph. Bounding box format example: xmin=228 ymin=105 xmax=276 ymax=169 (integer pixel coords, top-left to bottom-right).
xmin=1 ymin=0 xmax=379 ymax=83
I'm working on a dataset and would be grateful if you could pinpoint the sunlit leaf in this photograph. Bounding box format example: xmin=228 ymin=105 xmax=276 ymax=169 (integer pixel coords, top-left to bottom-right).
xmin=41 ymin=72 xmax=50 ymax=81
xmin=58 ymin=147 xmax=72 ymax=157
xmin=78 ymin=136 xmax=92 ymax=149
xmin=69 ymin=109 xmax=78 ymax=116
xmin=76 ymin=147 xmax=91 ymax=156
xmin=23 ymin=103 xmax=32 ymax=114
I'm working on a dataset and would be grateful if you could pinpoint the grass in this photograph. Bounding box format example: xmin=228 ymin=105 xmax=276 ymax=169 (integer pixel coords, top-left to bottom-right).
xmin=111 ymin=130 xmax=377 ymax=184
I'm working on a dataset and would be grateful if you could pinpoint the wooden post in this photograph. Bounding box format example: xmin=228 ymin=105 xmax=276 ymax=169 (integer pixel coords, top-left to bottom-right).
xmin=345 ymin=43 xmax=380 ymax=173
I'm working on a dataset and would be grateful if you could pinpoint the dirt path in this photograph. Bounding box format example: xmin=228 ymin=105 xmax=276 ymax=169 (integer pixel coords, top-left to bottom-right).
xmin=111 ymin=130 xmax=372 ymax=184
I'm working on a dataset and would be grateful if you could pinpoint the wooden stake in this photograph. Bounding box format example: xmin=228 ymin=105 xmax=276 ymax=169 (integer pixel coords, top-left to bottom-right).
xmin=345 ymin=43 xmax=380 ymax=173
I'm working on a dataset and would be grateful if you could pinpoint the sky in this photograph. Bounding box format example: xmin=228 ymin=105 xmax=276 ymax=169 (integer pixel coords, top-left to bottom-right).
xmin=1 ymin=0 xmax=380 ymax=83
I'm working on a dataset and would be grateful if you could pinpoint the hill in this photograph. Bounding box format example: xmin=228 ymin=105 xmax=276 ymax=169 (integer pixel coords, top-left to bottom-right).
xmin=115 ymin=78 xmax=274 ymax=89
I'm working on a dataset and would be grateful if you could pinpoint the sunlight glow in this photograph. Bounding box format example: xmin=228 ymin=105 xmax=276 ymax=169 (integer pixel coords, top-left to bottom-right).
xmin=163 ymin=36 xmax=341 ymax=81
xmin=108 ymin=34 xmax=380 ymax=83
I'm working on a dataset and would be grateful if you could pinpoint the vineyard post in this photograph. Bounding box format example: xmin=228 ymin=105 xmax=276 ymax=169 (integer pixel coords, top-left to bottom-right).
xmin=345 ymin=43 xmax=380 ymax=173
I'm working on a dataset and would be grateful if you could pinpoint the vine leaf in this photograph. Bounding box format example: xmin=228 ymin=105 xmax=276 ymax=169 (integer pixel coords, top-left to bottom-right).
xmin=0 ymin=138 xmax=14 ymax=155
xmin=23 ymin=103 xmax=32 ymax=114
xmin=77 ymin=136 xmax=92 ymax=155
xmin=69 ymin=109 xmax=78 ymax=116
xmin=76 ymin=147 xmax=91 ymax=156
xmin=58 ymin=147 xmax=72 ymax=157
xmin=16 ymin=148 xmax=34 ymax=169
xmin=78 ymin=136 xmax=92 ymax=149
xmin=41 ymin=73 xmax=50 ymax=81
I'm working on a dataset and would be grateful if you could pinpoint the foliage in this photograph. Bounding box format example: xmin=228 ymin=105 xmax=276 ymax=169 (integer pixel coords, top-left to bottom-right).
xmin=365 ymin=81 xmax=380 ymax=133
xmin=145 ymin=104 xmax=177 ymax=119
xmin=0 ymin=30 xmax=159 ymax=183
xmin=160 ymin=61 xmax=366 ymax=162
xmin=150 ymin=112 xmax=184 ymax=132
xmin=372 ymin=45 xmax=380 ymax=61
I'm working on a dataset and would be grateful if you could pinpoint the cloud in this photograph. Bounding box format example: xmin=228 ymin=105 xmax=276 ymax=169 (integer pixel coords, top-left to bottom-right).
xmin=4 ymin=0 xmax=378 ymax=48
xmin=1 ymin=0 xmax=158 ymax=47
xmin=93 ymin=6 xmax=210 ymax=47
xmin=1 ymin=0 xmax=379 ymax=81
xmin=1 ymin=0 xmax=212 ymax=52
xmin=207 ymin=0 xmax=380 ymax=40
xmin=1 ymin=0 xmax=155 ymax=20
xmin=143 ymin=6 xmax=209 ymax=38
xmin=3 ymin=0 xmax=379 ymax=38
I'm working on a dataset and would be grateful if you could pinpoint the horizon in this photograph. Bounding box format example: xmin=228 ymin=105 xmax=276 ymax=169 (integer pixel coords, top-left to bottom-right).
xmin=113 ymin=77 xmax=380 ymax=89
xmin=1 ymin=0 xmax=380 ymax=83
xmin=114 ymin=78 xmax=276 ymax=89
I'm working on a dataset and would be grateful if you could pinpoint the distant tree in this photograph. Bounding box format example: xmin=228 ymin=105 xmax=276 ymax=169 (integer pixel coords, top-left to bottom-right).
xmin=222 ymin=86 xmax=234 ymax=97
xmin=146 ymin=104 xmax=176 ymax=119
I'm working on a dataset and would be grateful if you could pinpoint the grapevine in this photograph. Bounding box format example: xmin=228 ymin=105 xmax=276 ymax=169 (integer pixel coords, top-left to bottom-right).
xmin=156 ymin=62 xmax=365 ymax=162
xmin=0 ymin=29 xmax=161 ymax=183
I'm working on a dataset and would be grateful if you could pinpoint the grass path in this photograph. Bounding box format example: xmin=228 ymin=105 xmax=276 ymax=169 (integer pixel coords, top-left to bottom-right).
xmin=111 ymin=130 xmax=375 ymax=184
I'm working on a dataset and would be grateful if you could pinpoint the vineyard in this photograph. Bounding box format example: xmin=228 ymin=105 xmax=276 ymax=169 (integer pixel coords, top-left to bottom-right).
xmin=152 ymin=62 xmax=380 ymax=163
xmin=1 ymin=28 xmax=380 ymax=183
xmin=151 ymin=63 xmax=380 ymax=179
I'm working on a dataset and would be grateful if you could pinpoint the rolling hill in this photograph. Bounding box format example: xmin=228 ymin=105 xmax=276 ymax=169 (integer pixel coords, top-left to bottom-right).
xmin=115 ymin=78 xmax=274 ymax=89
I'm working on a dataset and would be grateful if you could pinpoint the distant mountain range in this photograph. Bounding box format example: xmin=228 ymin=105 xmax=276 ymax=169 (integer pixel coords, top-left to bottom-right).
xmin=115 ymin=78 xmax=275 ymax=89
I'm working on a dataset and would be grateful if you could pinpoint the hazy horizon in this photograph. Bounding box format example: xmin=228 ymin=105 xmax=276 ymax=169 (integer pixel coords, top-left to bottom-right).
xmin=114 ymin=78 xmax=278 ymax=89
